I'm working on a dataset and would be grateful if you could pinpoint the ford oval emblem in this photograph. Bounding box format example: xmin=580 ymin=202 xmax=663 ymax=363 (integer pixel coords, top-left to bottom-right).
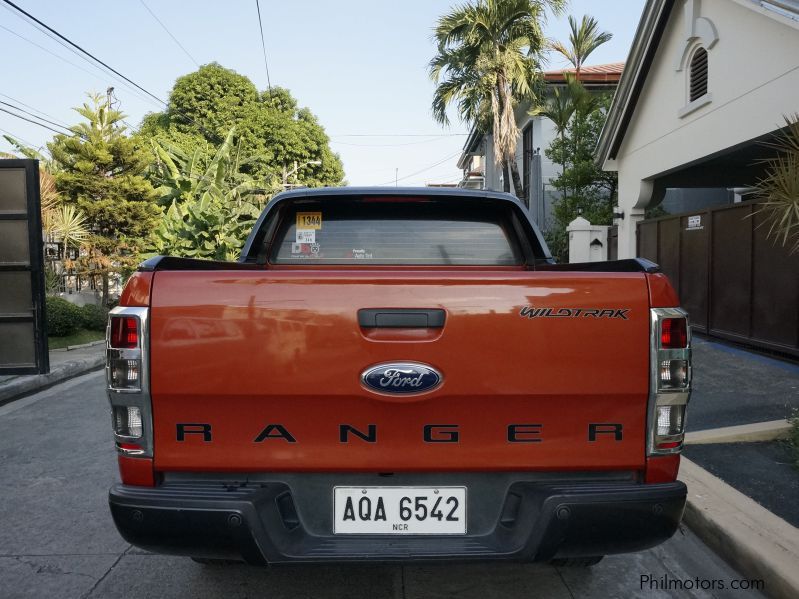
xmin=361 ymin=362 xmax=442 ymax=395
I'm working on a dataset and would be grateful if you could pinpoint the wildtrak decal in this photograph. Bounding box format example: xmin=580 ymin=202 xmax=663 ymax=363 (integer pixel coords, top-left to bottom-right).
xmin=519 ymin=306 xmax=630 ymax=320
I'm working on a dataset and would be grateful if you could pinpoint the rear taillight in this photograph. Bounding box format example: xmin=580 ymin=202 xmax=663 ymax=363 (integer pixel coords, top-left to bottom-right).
xmin=107 ymin=315 xmax=142 ymax=391
xmin=660 ymin=318 xmax=687 ymax=349
xmin=109 ymin=316 xmax=139 ymax=349
xmin=106 ymin=306 xmax=152 ymax=463
xmin=648 ymin=309 xmax=692 ymax=455
xmin=113 ymin=405 xmax=143 ymax=438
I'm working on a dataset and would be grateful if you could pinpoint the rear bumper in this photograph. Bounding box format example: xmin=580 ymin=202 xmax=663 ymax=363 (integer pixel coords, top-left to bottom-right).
xmin=109 ymin=477 xmax=686 ymax=565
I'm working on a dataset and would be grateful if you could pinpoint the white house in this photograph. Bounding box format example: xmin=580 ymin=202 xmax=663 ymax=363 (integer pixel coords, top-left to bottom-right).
xmin=457 ymin=63 xmax=623 ymax=228
xmin=596 ymin=0 xmax=799 ymax=258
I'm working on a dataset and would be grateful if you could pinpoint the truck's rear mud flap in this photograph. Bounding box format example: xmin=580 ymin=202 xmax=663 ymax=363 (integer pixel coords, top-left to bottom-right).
xmin=109 ymin=478 xmax=686 ymax=565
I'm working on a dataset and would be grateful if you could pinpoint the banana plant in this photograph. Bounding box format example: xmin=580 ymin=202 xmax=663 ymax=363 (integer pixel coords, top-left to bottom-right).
xmin=148 ymin=127 xmax=280 ymax=260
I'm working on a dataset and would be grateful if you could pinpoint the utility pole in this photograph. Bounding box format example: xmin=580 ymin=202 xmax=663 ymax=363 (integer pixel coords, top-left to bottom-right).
xmin=282 ymin=160 xmax=321 ymax=190
xmin=395 ymin=168 xmax=398 ymax=187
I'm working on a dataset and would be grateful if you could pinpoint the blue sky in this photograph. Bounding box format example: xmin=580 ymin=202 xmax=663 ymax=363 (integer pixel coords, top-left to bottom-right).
xmin=0 ymin=0 xmax=645 ymax=186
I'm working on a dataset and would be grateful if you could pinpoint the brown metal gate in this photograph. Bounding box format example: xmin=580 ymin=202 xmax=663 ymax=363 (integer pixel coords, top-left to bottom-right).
xmin=637 ymin=201 xmax=799 ymax=357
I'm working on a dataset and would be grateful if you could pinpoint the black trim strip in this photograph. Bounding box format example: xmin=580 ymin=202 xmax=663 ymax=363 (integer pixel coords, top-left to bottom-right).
xmin=538 ymin=258 xmax=660 ymax=273
xmin=138 ymin=255 xmax=263 ymax=272
xmin=0 ymin=314 xmax=34 ymax=323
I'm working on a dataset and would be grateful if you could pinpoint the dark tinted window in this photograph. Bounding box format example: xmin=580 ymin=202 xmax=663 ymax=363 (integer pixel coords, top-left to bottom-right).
xmin=270 ymin=201 xmax=523 ymax=265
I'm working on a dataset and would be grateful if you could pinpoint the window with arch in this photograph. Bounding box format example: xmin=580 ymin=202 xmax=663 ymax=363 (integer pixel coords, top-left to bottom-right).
xmin=689 ymin=47 xmax=708 ymax=102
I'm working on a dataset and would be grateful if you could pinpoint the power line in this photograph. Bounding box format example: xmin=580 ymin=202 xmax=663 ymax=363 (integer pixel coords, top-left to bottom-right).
xmin=1 ymin=0 xmax=220 ymax=142
xmin=0 ymin=22 xmax=157 ymax=110
xmin=330 ymin=136 xmax=456 ymax=147
xmin=374 ymin=150 xmax=463 ymax=186
xmin=1 ymin=0 xmax=164 ymax=105
xmin=0 ymin=92 xmax=64 ymax=125
xmin=0 ymin=106 xmax=69 ymax=136
xmin=0 ymin=100 xmax=73 ymax=134
xmin=0 ymin=126 xmax=38 ymax=149
xmin=0 ymin=22 xmax=161 ymax=121
xmin=254 ymin=0 xmax=273 ymax=96
xmin=138 ymin=0 xmax=199 ymax=67
xmin=0 ymin=23 xmax=119 ymax=87
xmin=330 ymin=133 xmax=469 ymax=137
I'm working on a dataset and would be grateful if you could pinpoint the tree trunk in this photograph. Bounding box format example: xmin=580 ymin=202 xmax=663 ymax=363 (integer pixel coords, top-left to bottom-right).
xmin=509 ymin=159 xmax=525 ymax=205
xmin=502 ymin=161 xmax=510 ymax=193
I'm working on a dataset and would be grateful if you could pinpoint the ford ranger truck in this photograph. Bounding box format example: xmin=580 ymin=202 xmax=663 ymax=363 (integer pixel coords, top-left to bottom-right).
xmin=106 ymin=187 xmax=691 ymax=566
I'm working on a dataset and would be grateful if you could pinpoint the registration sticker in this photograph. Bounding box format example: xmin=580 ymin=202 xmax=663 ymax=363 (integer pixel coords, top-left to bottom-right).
xmin=297 ymin=212 xmax=322 ymax=229
xmin=296 ymin=229 xmax=316 ymax=243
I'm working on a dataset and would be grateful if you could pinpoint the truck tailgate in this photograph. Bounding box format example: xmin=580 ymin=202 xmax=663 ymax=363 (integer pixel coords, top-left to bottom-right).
xmin=149 ymin=270 xmax=650 ymax=472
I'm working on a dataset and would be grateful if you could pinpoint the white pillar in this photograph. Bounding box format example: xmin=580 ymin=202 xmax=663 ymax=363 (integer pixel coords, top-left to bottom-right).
xmin=615 ymin=207 xmax=645 ymax=259
xmin=567 ymin=216 xmax=610 ymax=263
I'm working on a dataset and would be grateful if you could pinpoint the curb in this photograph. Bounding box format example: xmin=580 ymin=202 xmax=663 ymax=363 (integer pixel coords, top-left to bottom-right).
xmin=681 ymin=457 xmax=799 ymax=599
xmin=0 ymin=353 xmax=105 ymax=407
xmin=685 ymin=420 xmax=792 ymax=445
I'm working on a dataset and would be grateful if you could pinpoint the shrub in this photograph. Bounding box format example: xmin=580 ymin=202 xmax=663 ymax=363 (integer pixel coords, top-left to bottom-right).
xmin=80 ymin=303 xmax=108 ymax=332
xmin=46 ymin=296 xmax=83 ymax=337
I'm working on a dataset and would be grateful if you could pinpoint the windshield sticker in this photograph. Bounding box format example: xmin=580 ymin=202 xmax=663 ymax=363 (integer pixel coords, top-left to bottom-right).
xmin=297 ymin=212 xmax=322 ymax=230
xmin=350 ymin=248 xmax=374 ymax=260
xmin=290 ymin=242 xmax=322 ymax=259
xmin=296 ymin=229 xmax=316 ymax=243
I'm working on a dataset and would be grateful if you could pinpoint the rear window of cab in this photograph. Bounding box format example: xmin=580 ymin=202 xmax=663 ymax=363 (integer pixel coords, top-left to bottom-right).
xmin=269 ymin=200 xmax=524 ymax=265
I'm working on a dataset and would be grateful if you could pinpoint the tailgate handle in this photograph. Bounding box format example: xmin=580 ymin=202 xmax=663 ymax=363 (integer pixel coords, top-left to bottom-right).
xmin=358 ymin=309 xmax=446 ymax=328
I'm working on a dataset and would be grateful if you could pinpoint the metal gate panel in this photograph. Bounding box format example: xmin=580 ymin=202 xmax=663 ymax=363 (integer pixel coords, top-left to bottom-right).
xmin=658 ymin=218 xmax=682 ymax=298
xmin=0 ymin=160 xmax=48 ymax=374
xmin=637 ymin=201 xmax=798 ymax=357
xmin=679 ymin=214 xmax=709 ymax=331
xmin=751 ymin=208 xmax=799 ymax=349
xmin=709 ymin=204 xmax=752 ymax=339
xmin=637 ymin=221 xmax=658 ymax=263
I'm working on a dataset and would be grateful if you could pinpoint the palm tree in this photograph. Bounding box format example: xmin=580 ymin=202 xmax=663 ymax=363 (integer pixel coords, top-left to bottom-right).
xmin=430 ymin=0 xmax=566 ymax=199
xmin=49 ymin=204 xmax=90 ymax=260
xmin=754 ymin=114 xmax=799 ymax=254
xmin=549 ymin=15 xmax=613 ymax=79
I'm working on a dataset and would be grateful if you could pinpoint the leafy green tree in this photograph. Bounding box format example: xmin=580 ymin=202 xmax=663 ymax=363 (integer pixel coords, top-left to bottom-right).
xmin=536 ymin=14 xmax=615 ymax=262
xmin=139 ymin=63 xmax=344 ymax=188
xmin=542 ymin=91 xmax=617 ymax=262
xmin=148 ymin=129 xmax=279 ymax=260
xmin=48 ymin=94 xmax=160 ymax=304
xmin=430 ymin=0 xmax=566 ymax=199
xmin=546 ymin=91 xmax=616 ymax=227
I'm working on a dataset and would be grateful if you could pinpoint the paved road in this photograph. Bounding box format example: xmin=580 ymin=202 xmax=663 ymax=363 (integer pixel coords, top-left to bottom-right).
xmin=688 ymin=337 xmax=799 ymax=431
xmin=0 ymin=371 xmax=766 ymax=599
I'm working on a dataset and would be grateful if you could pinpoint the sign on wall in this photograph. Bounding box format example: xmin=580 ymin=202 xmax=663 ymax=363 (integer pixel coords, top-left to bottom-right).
xmin=0 ymin=159 xmax=49 ymax=374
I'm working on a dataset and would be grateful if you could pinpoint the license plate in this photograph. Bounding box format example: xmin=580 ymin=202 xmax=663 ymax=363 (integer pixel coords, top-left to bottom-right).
xmin=333 ymin=487 xmax=466 ymax=534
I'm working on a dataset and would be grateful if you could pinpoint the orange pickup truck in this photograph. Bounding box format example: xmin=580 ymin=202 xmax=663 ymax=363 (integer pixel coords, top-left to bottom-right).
xmin=106 ymin=187 xmax=691 ymax=566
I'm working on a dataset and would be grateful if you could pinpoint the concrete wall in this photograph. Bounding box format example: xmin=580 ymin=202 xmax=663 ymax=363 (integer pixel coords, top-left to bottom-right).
xmin=609 ymin=0 xmax=799 ymax=257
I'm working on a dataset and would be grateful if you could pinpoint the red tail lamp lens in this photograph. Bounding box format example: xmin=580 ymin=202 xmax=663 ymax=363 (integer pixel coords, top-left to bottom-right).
xmin=110 ymin=316 xmax=139 ymax=349
xmin=661 ymin=318 xmax=687 ymax=348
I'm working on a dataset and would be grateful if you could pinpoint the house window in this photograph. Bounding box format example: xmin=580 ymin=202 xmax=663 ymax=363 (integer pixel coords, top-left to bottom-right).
xmin=689 ymin=47 xmax=708 ymax=102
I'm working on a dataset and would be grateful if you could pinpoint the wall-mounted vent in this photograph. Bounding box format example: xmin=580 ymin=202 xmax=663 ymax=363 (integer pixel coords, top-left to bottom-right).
xmin=689 ymin=47 xmax=708 ymax=102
